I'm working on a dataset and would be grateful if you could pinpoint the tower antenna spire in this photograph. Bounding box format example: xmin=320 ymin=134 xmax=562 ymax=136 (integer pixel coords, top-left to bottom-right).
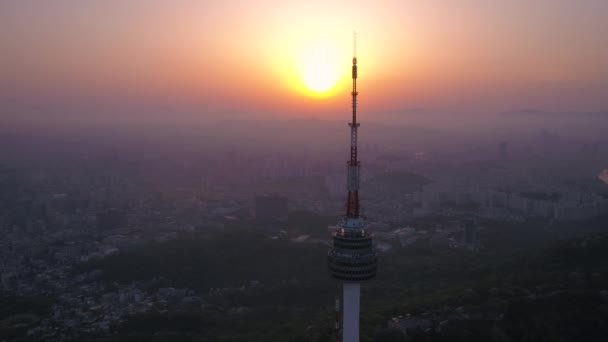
xmin=354 ymin=31 xmax=357 ymax=57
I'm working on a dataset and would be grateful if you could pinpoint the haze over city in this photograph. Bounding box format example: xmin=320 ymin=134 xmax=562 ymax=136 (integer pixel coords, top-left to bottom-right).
xmin=1 ymin=1 xmax=608 ymax=341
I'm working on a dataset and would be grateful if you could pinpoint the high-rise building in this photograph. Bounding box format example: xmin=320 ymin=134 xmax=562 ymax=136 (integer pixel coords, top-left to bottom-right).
xmin=498 ymin=141 xmax=509 ymax=160
xmin=97 ymin=208 xmax=127 ymax=232
xmin=464 ymin=219 xmax=477 ymax=250
xmin=254 ymin=195 xmax=288 ymax=222
xmin=327 ymin=34 xmax=377 ymax=342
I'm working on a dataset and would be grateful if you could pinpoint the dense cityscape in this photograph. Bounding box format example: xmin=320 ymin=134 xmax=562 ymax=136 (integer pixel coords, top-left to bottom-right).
xmin=1 ymin=1 xmax=607 ymax=340
xmin=1 ymin=118 xmax=607 ymax=341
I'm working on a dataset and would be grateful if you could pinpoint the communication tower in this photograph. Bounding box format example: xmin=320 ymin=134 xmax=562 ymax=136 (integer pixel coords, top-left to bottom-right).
xmin=327 ymin=33 xmax=377 ymax=342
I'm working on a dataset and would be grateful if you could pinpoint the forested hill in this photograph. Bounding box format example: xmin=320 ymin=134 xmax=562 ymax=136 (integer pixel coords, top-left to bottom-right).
xmin=63 ymin=224 xmax=608 ymax=341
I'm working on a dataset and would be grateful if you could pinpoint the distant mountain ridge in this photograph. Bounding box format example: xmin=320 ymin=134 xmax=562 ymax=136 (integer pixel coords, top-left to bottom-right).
xmin=499 ymin=109 xmax=608 ymax=118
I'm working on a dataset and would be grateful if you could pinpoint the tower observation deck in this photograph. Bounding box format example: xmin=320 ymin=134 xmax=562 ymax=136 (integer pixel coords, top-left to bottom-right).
xmin=327 ymin=34 xmax=377 ymax=342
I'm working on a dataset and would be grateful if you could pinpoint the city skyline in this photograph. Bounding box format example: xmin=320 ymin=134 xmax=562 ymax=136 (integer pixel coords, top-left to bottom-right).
xmin=2 ymin=2 xmax=608 ymax=341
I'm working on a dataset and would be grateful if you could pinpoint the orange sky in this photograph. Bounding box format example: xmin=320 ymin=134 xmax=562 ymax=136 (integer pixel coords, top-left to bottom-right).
xmin=1 ymin=0 xmax=607 ymax=123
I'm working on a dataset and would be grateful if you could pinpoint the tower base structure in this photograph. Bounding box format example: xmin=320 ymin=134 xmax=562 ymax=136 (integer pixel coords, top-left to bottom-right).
xmin=342 ymin=283 xmax=361 ymax=342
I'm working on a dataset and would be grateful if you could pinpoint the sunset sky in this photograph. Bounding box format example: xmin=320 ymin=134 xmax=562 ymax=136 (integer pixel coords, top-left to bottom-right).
xmin=1 ymin=0 xmax=607 ymax=124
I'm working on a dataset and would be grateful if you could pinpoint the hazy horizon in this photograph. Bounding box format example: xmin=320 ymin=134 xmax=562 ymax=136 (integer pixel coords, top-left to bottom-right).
xmin=1 ymin=0 xmax=607 ymax=127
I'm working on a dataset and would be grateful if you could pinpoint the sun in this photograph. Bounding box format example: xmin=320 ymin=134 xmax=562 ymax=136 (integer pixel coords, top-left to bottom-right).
xmin=297 ymin=44 xmax=341 ymax=96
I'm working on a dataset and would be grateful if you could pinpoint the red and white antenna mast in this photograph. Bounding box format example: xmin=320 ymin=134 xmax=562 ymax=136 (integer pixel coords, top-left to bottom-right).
xmin=346 ymin=31 xmax=360 ymax=217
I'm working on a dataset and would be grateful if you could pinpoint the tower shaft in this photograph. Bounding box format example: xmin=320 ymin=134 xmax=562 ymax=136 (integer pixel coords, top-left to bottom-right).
xmin=343 ymin=283 xmax=361 ymax=342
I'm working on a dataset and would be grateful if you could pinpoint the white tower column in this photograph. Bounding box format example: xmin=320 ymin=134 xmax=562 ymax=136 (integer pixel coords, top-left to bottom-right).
xmin=342 ymin=282 xmax=360 ymax=342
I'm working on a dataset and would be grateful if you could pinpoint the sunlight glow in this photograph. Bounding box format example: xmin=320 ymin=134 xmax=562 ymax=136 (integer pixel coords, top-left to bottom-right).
xmin=296 ymin=43 xmax=342 ymax=96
